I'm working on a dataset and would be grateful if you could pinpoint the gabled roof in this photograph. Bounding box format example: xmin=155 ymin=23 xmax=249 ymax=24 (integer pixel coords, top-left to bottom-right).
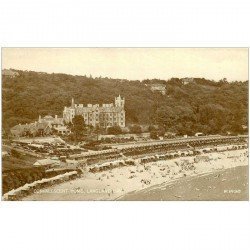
xmin=37 ymin=122 xmax=50 ymax=130
xmin=54 ymin=126 xmax=68 ymax=131
xmin=33 ymin=159 xmax=59 ymax=166
xmin=51 ymin=118 xmax=64 ymax=125
xmin=10 ymin=124 xmax=25 ymax=133
xmin=43 ymin=115 xmax=54 ymax=119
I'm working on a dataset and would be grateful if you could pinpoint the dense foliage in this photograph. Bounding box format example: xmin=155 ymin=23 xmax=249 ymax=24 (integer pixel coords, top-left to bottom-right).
xmin=69 ymin=115 xmax=87 ymax=142
xmin=2 ymin=70 xmax=248 ymax=135
xmin=107 ymin=125 xmax=123 ymax=135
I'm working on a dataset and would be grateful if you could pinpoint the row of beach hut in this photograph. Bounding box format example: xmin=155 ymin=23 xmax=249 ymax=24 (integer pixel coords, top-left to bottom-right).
xmin=2 ymin=171 xmax=78 ymax=201
xmin=89 ymin=158 xmax=136 ymax=173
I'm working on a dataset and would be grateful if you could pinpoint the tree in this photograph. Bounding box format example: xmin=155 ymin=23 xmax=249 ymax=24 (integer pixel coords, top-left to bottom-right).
xmin=107 ymin=125 xmax=122 ymax=135
xmin=3 ymin=70 xmax=248 ymax=136
xmin=148 ymin=125 xmax=156 ymax=132
xmin=129 ymin=125 xmax=142 ymax=134
xmin=11 ymin=149 xmax=21 ymax=158
xmin=158 ymin=126 xmax=166 ymax=137
xmin=71 ymin=115 xmax=87 ymax=142
xmin=150 ymin=130 xmax=158 ymax=139
xmin=94 ymin=124 xmax=101 ymax=141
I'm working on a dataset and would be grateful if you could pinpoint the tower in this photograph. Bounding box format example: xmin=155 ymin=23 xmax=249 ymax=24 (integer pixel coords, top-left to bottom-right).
xmin=71 ymin=98 xmax=75 ymax=108
xmin=115 ymin=95 xmax=125 ymax=107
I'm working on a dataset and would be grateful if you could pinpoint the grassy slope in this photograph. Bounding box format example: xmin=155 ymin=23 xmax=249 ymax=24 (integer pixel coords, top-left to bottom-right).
xmin=2 ymin=154 xmax=38 ymax=171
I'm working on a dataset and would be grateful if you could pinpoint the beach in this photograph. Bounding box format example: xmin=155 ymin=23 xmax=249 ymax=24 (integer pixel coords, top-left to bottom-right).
xmin=23 ymin=149 xmax=248 ymax=201
xmin=119 ymin=165 xmax=248 ymax=201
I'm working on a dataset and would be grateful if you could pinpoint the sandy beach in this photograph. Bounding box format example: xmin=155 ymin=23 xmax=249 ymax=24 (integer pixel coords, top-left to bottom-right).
xmin=23 ymin=149 xmax=248 ymax=201
xmin=119 ymin=165 xmax=248 ymax=201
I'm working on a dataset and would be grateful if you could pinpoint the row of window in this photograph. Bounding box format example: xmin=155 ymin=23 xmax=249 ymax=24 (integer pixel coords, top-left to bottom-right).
xmin=75 ymin=112 xmax=125 ymax=118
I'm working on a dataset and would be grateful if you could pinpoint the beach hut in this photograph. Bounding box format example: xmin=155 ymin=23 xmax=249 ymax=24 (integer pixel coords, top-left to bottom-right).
xmin=59 ymin=173 xmax=69 ymax=181
xmin=18 ymin=183 xmax=33 ymax=196
xmin=2 ymin=193 xmax=9 ymax=201
xmin=68 ymin=171 xmax=77 ymax=180
xmin=11 ymin=187 xmax=24 ymax=199
xmin=30 ymin=180 xmax=42 ymax=189
xmin=66 ymin=159 xmax=79 ymax=168
xmin=5 ymin=189 xmax=18 ymax=201
xmin=140 ymin=157 xmax=148 ymax=164
xmin=38 ymin=178 xmax=50 ymax=188
xmin=194 ymin=155 xmax=210 ymax=163
xmin=125 ymin=158 xmax=135 ymax=165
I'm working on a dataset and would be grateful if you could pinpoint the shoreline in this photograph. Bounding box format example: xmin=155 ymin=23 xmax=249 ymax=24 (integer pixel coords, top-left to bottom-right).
xmin=118 ymin=165 xmax=248 ymax=201
xmin=22 ymin=148 xmax=248 ymax=201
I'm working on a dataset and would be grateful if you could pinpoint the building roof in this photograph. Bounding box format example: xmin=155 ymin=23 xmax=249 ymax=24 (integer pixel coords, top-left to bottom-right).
xmin=2 ymin=69 xmax=19 ymax=77
xmin=10 ymin=124 xmax=26 ymax=134
xmin=33 ymin=159 xmax=59 ymax=166
xmin=37 ymin=122 xmax=50 ymax=130
xmin=73 ymin=106 xmax=124 ymax=113
xmin=54 ymin=126 xmax=68 ymax=132
xmin=66 ymin=159 xmax=78 ymax=164
xmin=11 ymin=124 xmax=22 ymax=130
xmin=44 ymin=115 xmax=54 ymax=119
xmin=51 ymin=118 xmax=64 ymax=125
xmin=151 ymin=83 xmax=166 ymax=88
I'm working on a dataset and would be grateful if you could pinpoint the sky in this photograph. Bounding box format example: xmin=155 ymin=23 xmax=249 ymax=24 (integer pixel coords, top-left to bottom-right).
xmin=2 ymin=48 xmax=248 ymax=81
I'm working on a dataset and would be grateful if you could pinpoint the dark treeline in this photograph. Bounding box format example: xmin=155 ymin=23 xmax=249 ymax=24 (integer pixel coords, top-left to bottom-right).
xmin=2 ymin=70 xmax=248 ymax=135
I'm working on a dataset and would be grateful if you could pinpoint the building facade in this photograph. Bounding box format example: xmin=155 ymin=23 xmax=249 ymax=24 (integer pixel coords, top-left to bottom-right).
xmin=63 ymin=95 xmax=126 ymax=128
xmin=150 ymin=83 xmax=166 ymax=95
xmin=10 ymin=115 xmax=66 ymax=138
xmin=181 ymin=77 xmax=195 ymax=85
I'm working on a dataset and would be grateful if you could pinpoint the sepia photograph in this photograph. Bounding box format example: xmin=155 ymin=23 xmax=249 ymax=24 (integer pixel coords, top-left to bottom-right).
xmin=1 ymin=48 xmax=249 ymax=201
xmin=1 ymin=1 xmax=250 ymax=250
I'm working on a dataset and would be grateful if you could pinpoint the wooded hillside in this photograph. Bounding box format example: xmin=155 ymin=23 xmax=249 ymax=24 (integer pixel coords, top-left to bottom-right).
xmin=2 ymin=70 xmax=248 ymax=135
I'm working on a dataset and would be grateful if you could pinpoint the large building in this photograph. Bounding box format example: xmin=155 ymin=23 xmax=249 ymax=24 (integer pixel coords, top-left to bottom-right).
xmin=63 ymin=95 xmax=126 ymax=128
xmin=150 ymin=83 xmax=166 ymax=95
